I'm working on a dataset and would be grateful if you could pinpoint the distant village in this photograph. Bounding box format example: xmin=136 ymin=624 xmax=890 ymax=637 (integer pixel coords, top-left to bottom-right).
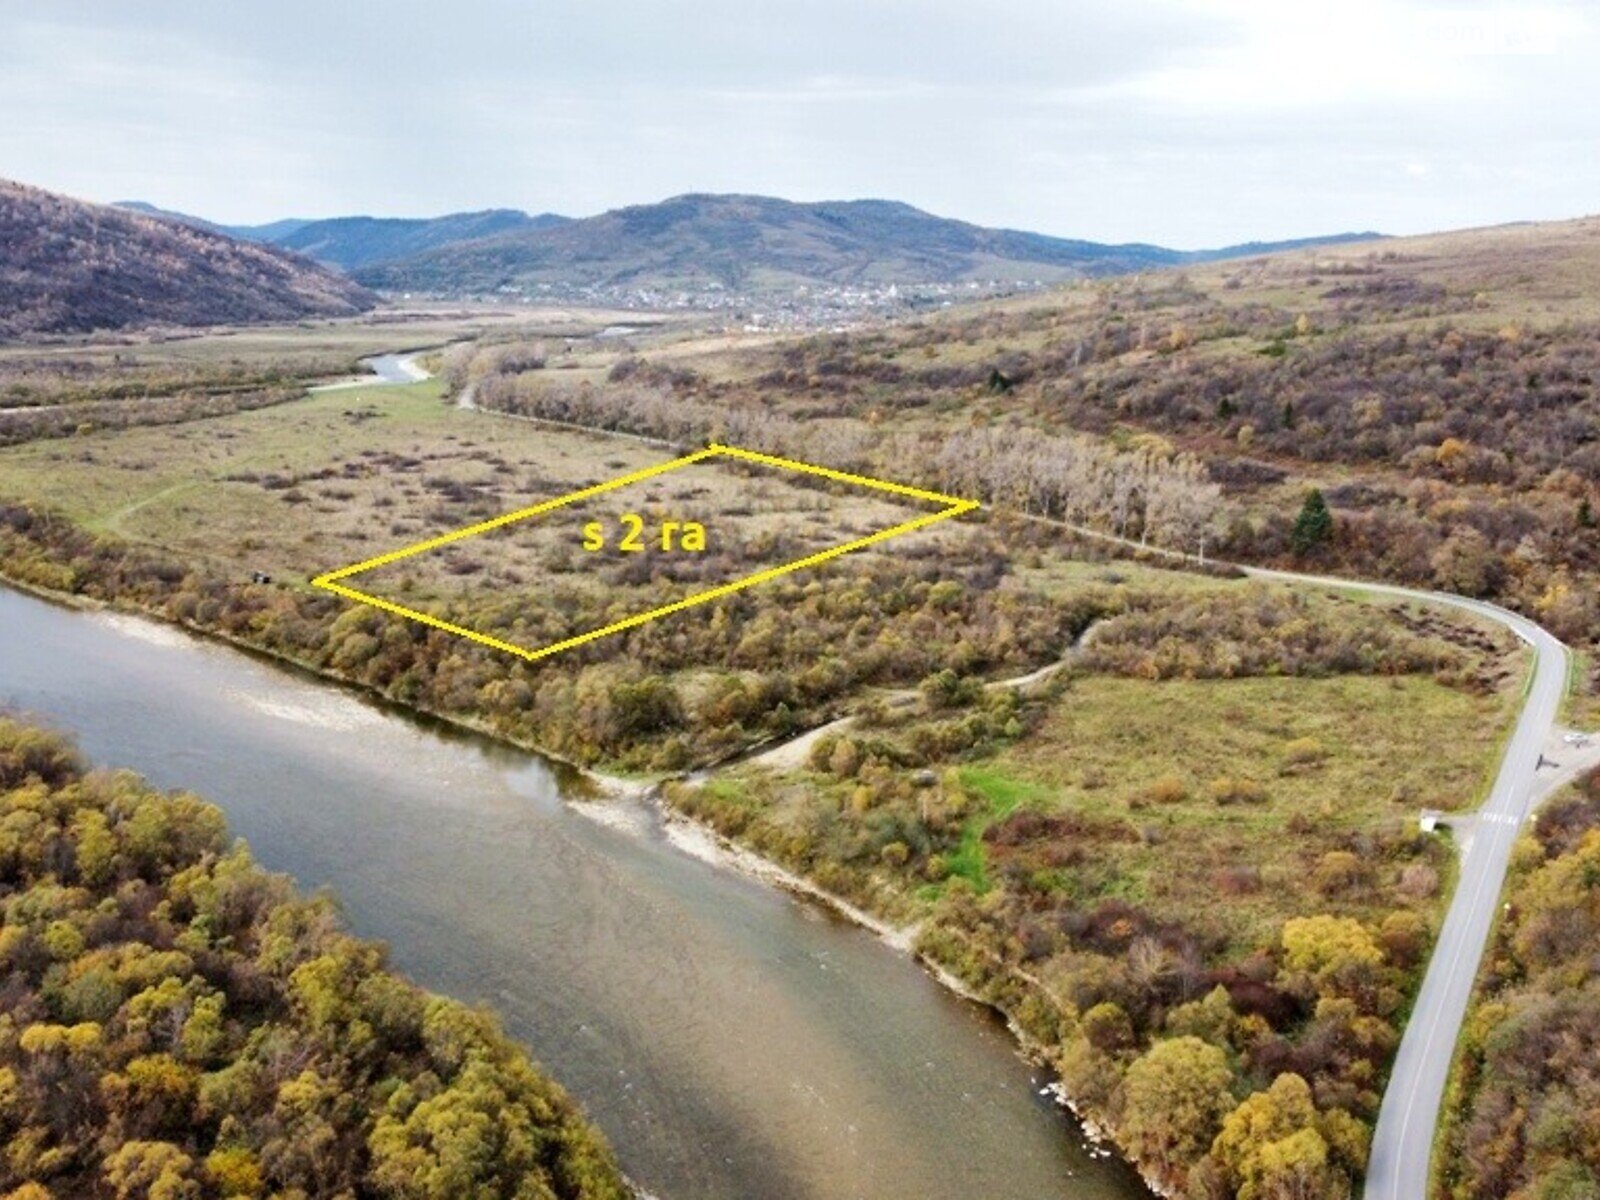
xmin=480 ymin=277 xmax=1057 ymax=330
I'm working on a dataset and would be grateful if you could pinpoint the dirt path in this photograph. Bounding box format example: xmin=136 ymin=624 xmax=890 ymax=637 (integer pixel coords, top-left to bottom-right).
xmin=739 ymin=630 xmax=1091 ymax=773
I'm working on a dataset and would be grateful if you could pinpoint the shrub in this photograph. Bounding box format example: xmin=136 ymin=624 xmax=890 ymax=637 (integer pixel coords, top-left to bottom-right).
xmin=1207 ymin=775 xmax=1267 ymax=805
xmin=1145 ymin=773 xmax=1189 ymax=805
xmin=1313 ymin=851 xmax=1366 ymax=896
xmin=1283 ymin=737 xmax=1328 ymax=767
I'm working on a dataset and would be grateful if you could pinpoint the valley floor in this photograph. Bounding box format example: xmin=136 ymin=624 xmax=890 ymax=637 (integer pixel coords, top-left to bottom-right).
xmin=0 ymin=315 xmax=1576 ymax=1198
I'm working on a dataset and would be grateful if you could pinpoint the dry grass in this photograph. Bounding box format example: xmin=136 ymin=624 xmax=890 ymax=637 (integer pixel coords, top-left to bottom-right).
xmin=0 ymin=376 xmax=976 ymax=609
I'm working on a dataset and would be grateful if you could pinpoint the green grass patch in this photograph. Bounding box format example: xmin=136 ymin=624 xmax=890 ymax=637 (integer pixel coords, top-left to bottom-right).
xmin=946 ymin=766 xmax=1050 ymax=891
xmin=1565 ymin=649 xmax=1599 ymax=730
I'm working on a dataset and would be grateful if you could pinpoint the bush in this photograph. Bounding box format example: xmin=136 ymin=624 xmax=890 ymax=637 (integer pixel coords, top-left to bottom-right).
xmin=1145 ymin=773 xmax=1189 ymax=805
xmin=1207 ymin=776 xmax=1267 ymax=805
xmin=1283 ymin=737 xmax=1328 ymax=767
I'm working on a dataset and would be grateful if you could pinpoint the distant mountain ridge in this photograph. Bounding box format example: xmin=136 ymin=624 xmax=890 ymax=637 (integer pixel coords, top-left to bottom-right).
xmin=115 ymin=191 xmax=1380 ymax=297
xmin=347 ymin=193 xmax=1381 ymax=294
xmin=4 ymin=180 xmax=374 ymax=337
xmin=274 ymin=210 xmax=571 ymax=271
xmin=113 ymin=201 xmax=312 ymax=244
xmin=117 ymin=202 xmax=571 ymax=271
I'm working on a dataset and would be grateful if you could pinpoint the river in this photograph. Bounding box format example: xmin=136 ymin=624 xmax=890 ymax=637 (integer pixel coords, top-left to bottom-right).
xmin=0 ymin=585 xmax=1147 ymax=1200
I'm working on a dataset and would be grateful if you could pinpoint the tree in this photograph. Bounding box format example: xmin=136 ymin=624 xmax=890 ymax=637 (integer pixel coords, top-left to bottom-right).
xmin=1209 ymin=1074 xmax=1360 ymax=1200
xmin=1290 ymin=490 xmax=1333 ymax=556
xmin=1120 ymin=1036 xmax=1235 ymax=1181
xmin=1254 ymin=1127 xmax=1345 ymax=1200
xmin=102 ymin=1142 xmax=199 ymax=1200
xmin=1281 ymin=915 xmax=1382 ymax=979
xmin=1280 ymin=915 xmax=1392 ymax=1011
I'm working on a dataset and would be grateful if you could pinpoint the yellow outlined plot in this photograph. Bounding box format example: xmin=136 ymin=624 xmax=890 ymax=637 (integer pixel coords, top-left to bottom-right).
xmin=312 ymin=442 xmax=979 ymax=663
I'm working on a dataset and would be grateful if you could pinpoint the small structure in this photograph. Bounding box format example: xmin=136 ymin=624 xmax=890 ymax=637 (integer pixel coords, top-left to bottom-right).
xmin=1419 ymin=810 xmax=1442 ymax=834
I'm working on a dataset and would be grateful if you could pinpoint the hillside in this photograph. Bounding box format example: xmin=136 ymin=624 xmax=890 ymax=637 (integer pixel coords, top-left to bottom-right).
xmin=114 ymin=202 xmax=572 ymax=267
xmin=520 ymin=212 xmax=1600 ymax=649
xmin=115 ymin=201 xmax=312 ymax=243
xmin=353 ymin=192 xmax=1379 ymax=293
xmin=273 ymin=209 xmax=570 ymax=270
xmin=1 ymin=180 xmax=374 ymax=337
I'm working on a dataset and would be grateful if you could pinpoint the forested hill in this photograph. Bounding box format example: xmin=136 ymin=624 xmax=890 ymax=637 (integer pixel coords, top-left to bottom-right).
xmin=0 ymin=717 xmax=629 ymax=1199
xmin=352 ymin=192 xmax=1380 ymax=293
xmin=0 ymin=179 xmax=374 ymax=337
xmin=272 ymin=210 xmax=572 ymax=271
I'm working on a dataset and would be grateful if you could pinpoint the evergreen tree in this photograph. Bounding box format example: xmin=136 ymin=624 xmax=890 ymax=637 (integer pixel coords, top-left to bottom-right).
xmin=1291 ymin=489 xmax=1333 ymax=555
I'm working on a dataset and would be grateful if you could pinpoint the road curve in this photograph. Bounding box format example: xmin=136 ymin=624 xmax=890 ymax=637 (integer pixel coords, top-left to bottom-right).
xmin=1248 ymin=570 xmax=1568 ymax=1200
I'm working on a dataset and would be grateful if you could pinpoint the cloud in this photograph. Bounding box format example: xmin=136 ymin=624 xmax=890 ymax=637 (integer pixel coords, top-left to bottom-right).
xmin=0 ymin=0 xmax=1597 ymax=244
xmin=1087 ymin=0 xmax=1589 ymax=110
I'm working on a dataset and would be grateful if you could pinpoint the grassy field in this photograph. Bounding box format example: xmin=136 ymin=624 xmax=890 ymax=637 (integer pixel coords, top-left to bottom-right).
xmin=690 ymin=665 xmax=1513 ymax=941
xmin=669 ymin=590 xmax=1517 ymax=1192
xmin=1566 ymin=649 xmax=1600 ymax=730
xmin=0 ymin=303 xmax=698 ymax=409
xmin=0 ymin=377 xmax=976 ymax=609
xmin=940 ymin=672 xmax=1510 ymax=948
xmin=944 ymin=764 xmax=1050 ymax=890
xmin=0 ymin=359 xmax=1138 ymax=770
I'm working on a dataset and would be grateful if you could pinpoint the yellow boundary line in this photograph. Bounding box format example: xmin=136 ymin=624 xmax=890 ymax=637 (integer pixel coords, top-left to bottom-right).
xmin=311 ymin=442 xmax=979 ymax=663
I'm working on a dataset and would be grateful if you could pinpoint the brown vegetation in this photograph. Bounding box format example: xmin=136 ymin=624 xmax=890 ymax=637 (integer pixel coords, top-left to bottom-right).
xmin=0 ymin=179 xmax=373 ymax=338
xmin=0 ymin=501 xmax=1088 ymax=772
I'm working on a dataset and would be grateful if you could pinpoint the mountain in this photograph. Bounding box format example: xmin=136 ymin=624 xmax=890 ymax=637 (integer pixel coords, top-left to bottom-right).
xmin=273 ymin=209 xmax=569 ymax=271
xmin=351 ymin=193 xmax=1381 ymax=294
xmin=113 ymin=201 xmax=312 ymax=244
xmin=1186 ymin=232 xmax=1386 ymax=262
xmin=116 ymin=203 xmax=571 ymax=271
xmin=2 ymin=179 xmax=375 ymax=338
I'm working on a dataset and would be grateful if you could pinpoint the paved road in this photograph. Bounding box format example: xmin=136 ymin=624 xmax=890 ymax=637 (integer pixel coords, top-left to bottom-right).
xmin=1367 ymin=613 xmax=1566 ymax=1200
xmin=1248 ymin=571 xmax=1569 ymax=1200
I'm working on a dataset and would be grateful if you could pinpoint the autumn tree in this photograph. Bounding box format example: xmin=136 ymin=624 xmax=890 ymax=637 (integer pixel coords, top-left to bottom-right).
xmin=0 ymin=718 xmax=628 ymax=1200
xmin=1119 ymin=1036 xmax=1235 ymax=1183
xmin=1208 ymin=1073 xmax=1366 ymax=1200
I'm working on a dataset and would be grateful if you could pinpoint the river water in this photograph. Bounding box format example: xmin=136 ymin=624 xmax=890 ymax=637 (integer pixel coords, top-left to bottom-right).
xmin=0 ymin=585 xmax=1146 ymax=1200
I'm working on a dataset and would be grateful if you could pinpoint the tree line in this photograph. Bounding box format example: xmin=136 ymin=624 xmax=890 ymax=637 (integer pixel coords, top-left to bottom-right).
xmin=1439 ymin=768 xmax=1600 ymax=1199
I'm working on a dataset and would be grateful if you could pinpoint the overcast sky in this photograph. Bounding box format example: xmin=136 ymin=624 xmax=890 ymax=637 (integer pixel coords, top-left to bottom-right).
xmin=2 ymin=0 xmax=1596 ymax=247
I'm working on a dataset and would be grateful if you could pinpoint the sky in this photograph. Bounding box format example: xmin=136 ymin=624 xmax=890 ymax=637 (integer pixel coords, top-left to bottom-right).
xmin=2 ymin=0 xmax=1596 ymax=247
